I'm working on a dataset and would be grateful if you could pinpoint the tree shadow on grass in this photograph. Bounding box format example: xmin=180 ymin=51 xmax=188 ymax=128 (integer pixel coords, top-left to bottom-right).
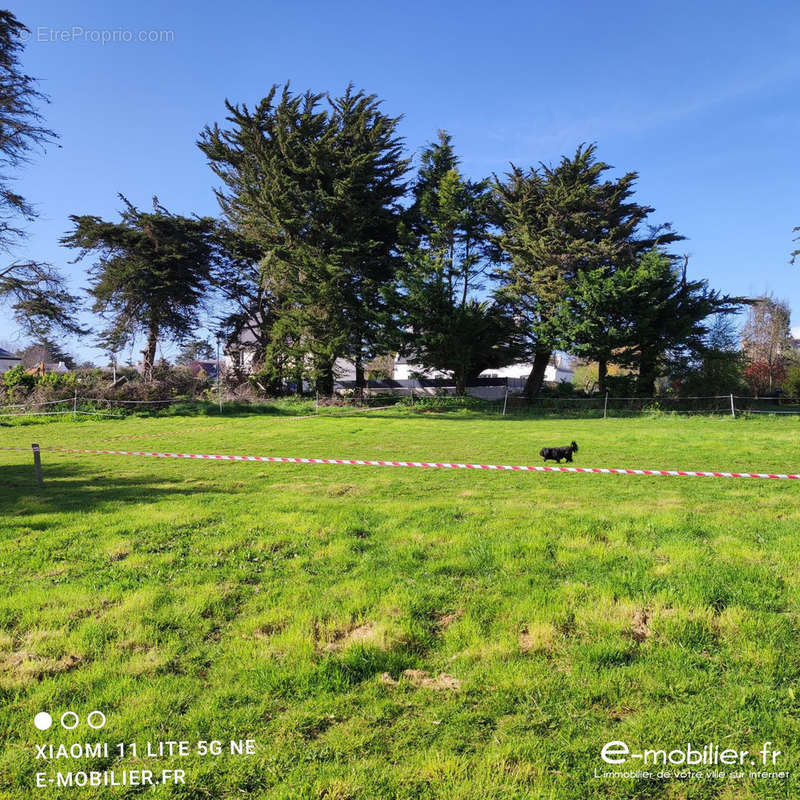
xmin=0 ymin=461 xmax=247 ymax=515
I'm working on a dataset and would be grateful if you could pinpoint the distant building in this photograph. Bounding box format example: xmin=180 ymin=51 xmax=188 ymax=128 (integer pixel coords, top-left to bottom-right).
xmin=26 ymin=361 xmax=69 ymax=376
xmin=480 ymin=353 xmax=574 ymax=385
xmin=391 ymin=355 xmax=451 ymax=381
xmin=0 ymin=347 xmax=21 ymax=375
xmin=393 ymin=354 xmax=574 ymax=385
xmin=224 ymin=319 xmax=576 ymax=393
xmin=188 ymin=360 xmax=220 ymax=379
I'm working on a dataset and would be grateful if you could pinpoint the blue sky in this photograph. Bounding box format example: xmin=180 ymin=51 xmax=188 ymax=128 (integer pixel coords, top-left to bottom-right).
xmin=2 ymin=0 xmax=799 ymax=362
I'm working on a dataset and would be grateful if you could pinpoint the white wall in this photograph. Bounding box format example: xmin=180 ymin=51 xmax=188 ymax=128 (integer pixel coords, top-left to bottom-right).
xmin=0 ymin=357 xmax=21 ymax=375
xmin=481 ymin=355 xmax=574 ymax=384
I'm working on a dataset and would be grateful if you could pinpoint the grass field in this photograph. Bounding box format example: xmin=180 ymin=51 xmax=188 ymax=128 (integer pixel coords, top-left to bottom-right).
xmin=2 ymin=409 xmax=800 ymax=799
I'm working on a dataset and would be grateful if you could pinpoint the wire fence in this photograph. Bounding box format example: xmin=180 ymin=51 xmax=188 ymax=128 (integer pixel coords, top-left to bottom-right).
xmin=3 ymin=393 xmax=800 ymax=420
xmin=0 ymin=395 xmax=394 ymax=421
xmin=0 ymin=397 xmax=130 ymax=420
xmin=485 ymin=393 xmax=800 ymax=417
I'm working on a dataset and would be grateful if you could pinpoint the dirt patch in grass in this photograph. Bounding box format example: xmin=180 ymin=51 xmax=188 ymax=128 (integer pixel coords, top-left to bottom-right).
xmin=324 ymin=622 xmax=383 ymax=652
xmin=253 ymin=621 xmax=288 ymax=639
xmin=68 ymin=599 xmax=114 ymax=621
xmin=630 ymin=609 xmax=650 ymax=643
xmin=436 ymin=610 xmax=463 ymax=630
xmin=108 ymin=547 xmax=131 ymax=562
xmin=44 ymin=568 xmax=66 ymax=578
xmin=119 ymin=639 xmax=149 ymax=652
xmin=380 ymin=669 xmax=461 ymax=690
xmin=520 ymin=622 xmax=556 ymax=655
xmin=1 ymin=650 xmax=82 ymax=686
xmin=609 ymin=705 xmax=637 ymax=722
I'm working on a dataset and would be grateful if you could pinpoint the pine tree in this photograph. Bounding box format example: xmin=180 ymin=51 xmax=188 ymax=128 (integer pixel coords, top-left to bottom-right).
xmin=62 ymin=196 xmax=219 ymax=381
xmin=398 ymin=132 xmax=523 ymax=393
xmin=198 ymin=84 xmax=408 ymax=395
xmin=493 ymin=144 xmax=682 ymax=397
xmin=670 ymin=314 xmax=745 ymax=396
xmin=0 ymin=11 xmax=83 ymax=338
xmin=611 ymin=252 xmax=742 ymax=395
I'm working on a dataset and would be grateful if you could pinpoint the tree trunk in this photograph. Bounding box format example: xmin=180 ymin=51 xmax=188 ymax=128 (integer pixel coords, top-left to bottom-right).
xmin=524 ymin=350 xmax=551 ymax=398
xmin=637 ymin=348 xmax=657 ymax=397
xmin=142 ymin=324 xmax=159 ymax=383
xmin=354 ymin=357 xmax=365 ymax=402
xmin=316 ymin=360 xmax=335 ymax=397
xmin=455 ymin=368 xmax=466 ymax=396
xmin=597 ymin=358 xmax=608 ymax=395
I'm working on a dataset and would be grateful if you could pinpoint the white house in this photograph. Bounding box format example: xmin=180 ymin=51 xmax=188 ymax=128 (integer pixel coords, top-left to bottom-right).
xmin=0 ymin=348 xmax=21 ymax=375
xmin=391 ymin=355 xmax=450 ymax=381
xmin=223 ymin=318 xmax=576 ymax=392
xmin=480 ymin=353 xmax=574 ymax=386
xmin=395 ymin=353 xmax=574 ymax=386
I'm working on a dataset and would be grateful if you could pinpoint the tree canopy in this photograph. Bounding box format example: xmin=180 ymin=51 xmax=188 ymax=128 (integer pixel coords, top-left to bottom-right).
xmin=61 ymin=196 xmax=220 ymax=381
xmin=397 ymin=132 xmax=524 ymax=393
xmin=608 ymin=251 xmax=743 ymax=395
xmin=0 ymin=10 xmax=83 ymax=338
xmin=740 ymin=295 xmax=793 ymax=394
xmin=198 ymin=83 xmax=408 ymax=394
xmin=493 ymin=144 xmax=687 ymax=396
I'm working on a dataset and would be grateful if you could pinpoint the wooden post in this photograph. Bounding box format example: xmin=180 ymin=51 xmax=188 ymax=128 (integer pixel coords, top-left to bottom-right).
xmin=502 ymin=386 xmax=508 ymax=416
xmin=730 ymin=393 xmax=735 ymax=419
xmin=216 ymin=337 xmax=222 ymax=413
xmin=315 ymin=390 xmax=319 ymax=413
xmin=603 ymin=391 xmax=609 ymax=419
xmin=73 ymin=390 xmax=78 ymax=420
xmin=32 ymin=443 xmax=43 ymax=487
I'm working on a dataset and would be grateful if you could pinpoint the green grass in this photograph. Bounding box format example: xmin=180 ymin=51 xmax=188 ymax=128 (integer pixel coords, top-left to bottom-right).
xmin=2 ymin=410 xmax=800 ymax=798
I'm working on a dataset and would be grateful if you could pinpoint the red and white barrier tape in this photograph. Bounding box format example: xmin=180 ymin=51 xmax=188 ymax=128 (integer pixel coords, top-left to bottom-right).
xmin=11 ymin=446 xmax=799 ymax=479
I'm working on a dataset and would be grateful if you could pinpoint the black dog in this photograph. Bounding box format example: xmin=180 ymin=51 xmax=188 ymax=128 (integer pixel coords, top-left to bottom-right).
xmin=539 ymin=441 xmax=578 ymax=463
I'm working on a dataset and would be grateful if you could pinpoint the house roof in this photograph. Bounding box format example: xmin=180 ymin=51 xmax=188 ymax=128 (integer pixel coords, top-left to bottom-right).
xmin=0 ymin=348 xmax=20 ymax=360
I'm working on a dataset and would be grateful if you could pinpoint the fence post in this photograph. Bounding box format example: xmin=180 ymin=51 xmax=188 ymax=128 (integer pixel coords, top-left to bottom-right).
xmin=31 ymin=443 xmax=43 ymax=487
xmin=73 ymin=390 xmax=77 ymax=421
xmin=315 ymin=391 xmax=319 ymax=413
xmin=216 ymin=337 xmax=222 ymax=414
xmin=730 ymin=393 xmax=735 ymax=419
xmin=502 ymin=386 xmax=508 ymax=416
xmin=603 ymin=391 xmax=609 ymax=419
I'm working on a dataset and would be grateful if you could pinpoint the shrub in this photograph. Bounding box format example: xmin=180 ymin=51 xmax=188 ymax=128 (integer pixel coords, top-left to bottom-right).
xmin=782 ymin=365 xmax=800 ymax=399
xmin=604 ymin=373 xmax=638 ymax=397
xmin=744 ymin=361 xmax=786 ymax=397
xmin=2 ymin=364 xmax=35 ymax=391
xmin=397 ymin=394 xmax=489 ymax=412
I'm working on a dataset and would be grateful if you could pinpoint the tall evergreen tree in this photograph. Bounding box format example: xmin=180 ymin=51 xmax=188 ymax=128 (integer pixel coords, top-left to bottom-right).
xmin=18 ymin=338 xmax=75 ymax=370
xmin=62 ymin=196 xmax=219 ymax=381
xmin=209 ymin=225 xmax=282 ymax=383
xmin=398 ymin=132 xmax=523 ymax=393
xmin=198 ymin=83 xmax=408 ymax=395
xmin=493 ymin=144 xmax=682 ymax=397
xmin=611 ymin=252 xmax=742 ymax=395
xmin=0 ymin=11 xmax=83 ymax=338
xmin=669 ymin=313 xmax=745 ymax=396
xmin=176 ymin=339 xmax=215 ymax=364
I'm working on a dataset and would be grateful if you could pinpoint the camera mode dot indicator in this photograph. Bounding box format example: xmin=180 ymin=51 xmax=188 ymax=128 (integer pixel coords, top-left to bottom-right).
xmin=34 ymin=712 xmax=53 ymax=730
